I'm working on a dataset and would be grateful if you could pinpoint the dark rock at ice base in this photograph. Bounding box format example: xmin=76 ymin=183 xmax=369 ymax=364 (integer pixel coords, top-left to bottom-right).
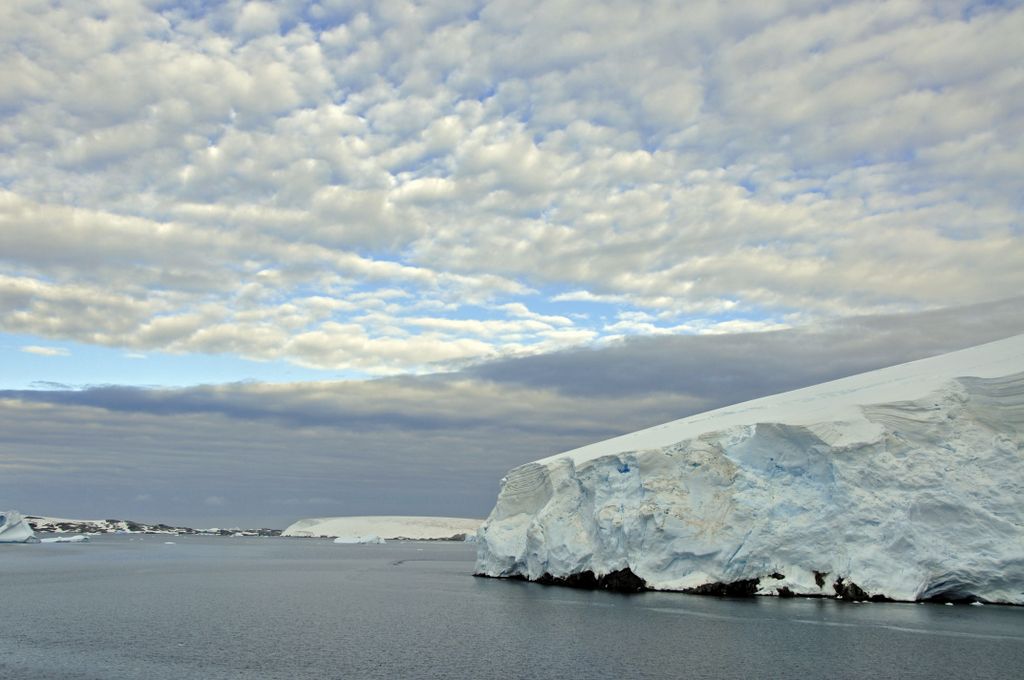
xmin=833 ymin=578 xmax=891 ymax=602
xmin=683 ymin=578 xmax=761 ymax=598
xmin=535 ymin=567 xmax=648 ymax=593
xmin=475 ymin=567 xmax=649 ymax=593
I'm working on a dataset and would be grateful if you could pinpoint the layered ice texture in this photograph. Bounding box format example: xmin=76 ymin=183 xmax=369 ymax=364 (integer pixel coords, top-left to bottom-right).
xmin=0 ymin=511 xmax=38 ymax=543
xmin=475 ymin=334 xmax=1024 ymax=604
xmin=283 ymin=516 xmax=481 ymax=541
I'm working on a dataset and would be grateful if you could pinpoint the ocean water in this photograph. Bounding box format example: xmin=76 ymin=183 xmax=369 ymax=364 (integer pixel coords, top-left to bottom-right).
xmin=1 ymin=536 xmax=1022 ymax=680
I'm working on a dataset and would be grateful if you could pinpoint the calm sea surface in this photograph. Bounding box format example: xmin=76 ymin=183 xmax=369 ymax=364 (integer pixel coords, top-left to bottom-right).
xmin=1 ymin=535 xmax=1022 ymax=680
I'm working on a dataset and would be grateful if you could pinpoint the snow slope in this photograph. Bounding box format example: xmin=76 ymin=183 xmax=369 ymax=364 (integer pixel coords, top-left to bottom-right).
xmin=475 ymin=334 xmax=1024 ymax=604
xmin=0 ymin=511 xmax=38 ymax=543
xmin=283 ymin=516 xmax=481 ymax=540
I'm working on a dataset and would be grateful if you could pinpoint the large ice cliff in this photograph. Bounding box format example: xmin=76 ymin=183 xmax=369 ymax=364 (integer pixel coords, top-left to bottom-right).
xmin=475 ymin=335 xmax=1024 ymax=604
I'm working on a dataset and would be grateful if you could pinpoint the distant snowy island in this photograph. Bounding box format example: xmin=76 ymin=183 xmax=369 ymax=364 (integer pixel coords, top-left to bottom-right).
xmin=475 ymin=334 xmax=1024 ymax=604
xmin=3 ymin=513 xmax=483 ymax=545
xmin=283 ymin=516 xmax=482 ymax=542
xmin=24 ymin=515 xmax=281 ymax=537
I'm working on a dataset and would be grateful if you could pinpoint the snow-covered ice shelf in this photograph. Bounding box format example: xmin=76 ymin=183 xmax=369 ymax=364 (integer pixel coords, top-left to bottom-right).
xmin=283 ymin=516 xmax=481 ymax=541
xmin=475 ymin=334 xmax=1024 ymax=604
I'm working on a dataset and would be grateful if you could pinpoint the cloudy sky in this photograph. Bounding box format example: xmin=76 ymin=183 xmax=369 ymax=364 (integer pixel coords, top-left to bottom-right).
xmin=2 ymin=0 xmax=1022 ymax=527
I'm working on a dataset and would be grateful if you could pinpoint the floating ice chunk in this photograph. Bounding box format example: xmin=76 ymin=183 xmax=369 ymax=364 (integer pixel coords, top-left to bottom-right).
xmin=0 ymin=511 xmax=39 ymax=543
xmin=333 ymin=535 xmax=386 ymax=545
xmin=40 ymin=535 xmax=89 ymax=543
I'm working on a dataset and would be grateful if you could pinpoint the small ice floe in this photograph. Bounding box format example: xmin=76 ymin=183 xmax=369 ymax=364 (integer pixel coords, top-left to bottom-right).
xmin=333 ymin=535 xmax=385 ymax=544
xmin=164 ymin=541 xmax=176 ymax=545
xmin=945 ymin=602 xmax=954 ymax=606
xmin=970 ymin=602 xmax=985 ymax=606
xmin=40 ymin=535 xmax=89 ymax=543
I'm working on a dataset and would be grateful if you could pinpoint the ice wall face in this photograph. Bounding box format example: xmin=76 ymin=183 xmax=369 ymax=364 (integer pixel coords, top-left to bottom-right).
xmin=0 ymin=511 xmax=39 ymax=543
xmin=475 ymin=336 xmax=1024 ymax=604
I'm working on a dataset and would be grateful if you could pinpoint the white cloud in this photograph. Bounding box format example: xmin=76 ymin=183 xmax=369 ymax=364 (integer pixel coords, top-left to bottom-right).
xmin=20 ymin=345 xmax=70 ymax=357
xmin=499 ymin=302 xmax=573 ymax=327
xmin=0 ymin=1 xmax=1021 ymax=373
xmin=235 ymin=2 xmax=281 ymax=39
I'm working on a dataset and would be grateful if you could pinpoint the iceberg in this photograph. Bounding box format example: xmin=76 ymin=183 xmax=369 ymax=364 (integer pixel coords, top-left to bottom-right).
xmin=475 ymin=334 xmax=1024 ymax=604
xmin=0 ymin=510 xmax=39 ymax=543
xmin=283 ymin=516 xmax=482 ymax=541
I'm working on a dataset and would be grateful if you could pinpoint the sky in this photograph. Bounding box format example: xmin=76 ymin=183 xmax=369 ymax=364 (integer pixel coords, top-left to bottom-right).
xmin=1 ymin=0 xmax=1022 ymax=527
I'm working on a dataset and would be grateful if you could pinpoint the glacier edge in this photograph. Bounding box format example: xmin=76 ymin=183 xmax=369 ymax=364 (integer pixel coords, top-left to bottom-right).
xmin=475 ymin=336 xmax=1024 ymax=604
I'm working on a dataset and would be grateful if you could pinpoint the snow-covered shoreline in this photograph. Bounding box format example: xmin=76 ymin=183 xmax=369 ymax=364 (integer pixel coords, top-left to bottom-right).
xmin=23 ymin=515 xmax=281 ymax=537
xmin=475 ymin=334 xmax=1024 ymax=604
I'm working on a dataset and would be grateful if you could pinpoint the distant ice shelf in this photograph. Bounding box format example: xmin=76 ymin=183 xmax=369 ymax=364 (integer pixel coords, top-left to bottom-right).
xmin=283 ymin=516 xmax=482 ymax=541
xmin=475 ymin=334 xmax=1024 ymax=604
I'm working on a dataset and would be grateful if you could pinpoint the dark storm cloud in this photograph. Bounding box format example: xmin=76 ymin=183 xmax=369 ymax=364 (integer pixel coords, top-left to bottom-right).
xmin=3 ymin=298 xmax=1023 ymax=527
xmin=11 ymin=296 xmax=1024 ymax=428
xmin=1 ymin=377 xmax=647 ymax=439
xmin=468 ymin=296 xmax=1024 ymax=402
xmin=3 ymin=381 xmax=485 ymax=432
